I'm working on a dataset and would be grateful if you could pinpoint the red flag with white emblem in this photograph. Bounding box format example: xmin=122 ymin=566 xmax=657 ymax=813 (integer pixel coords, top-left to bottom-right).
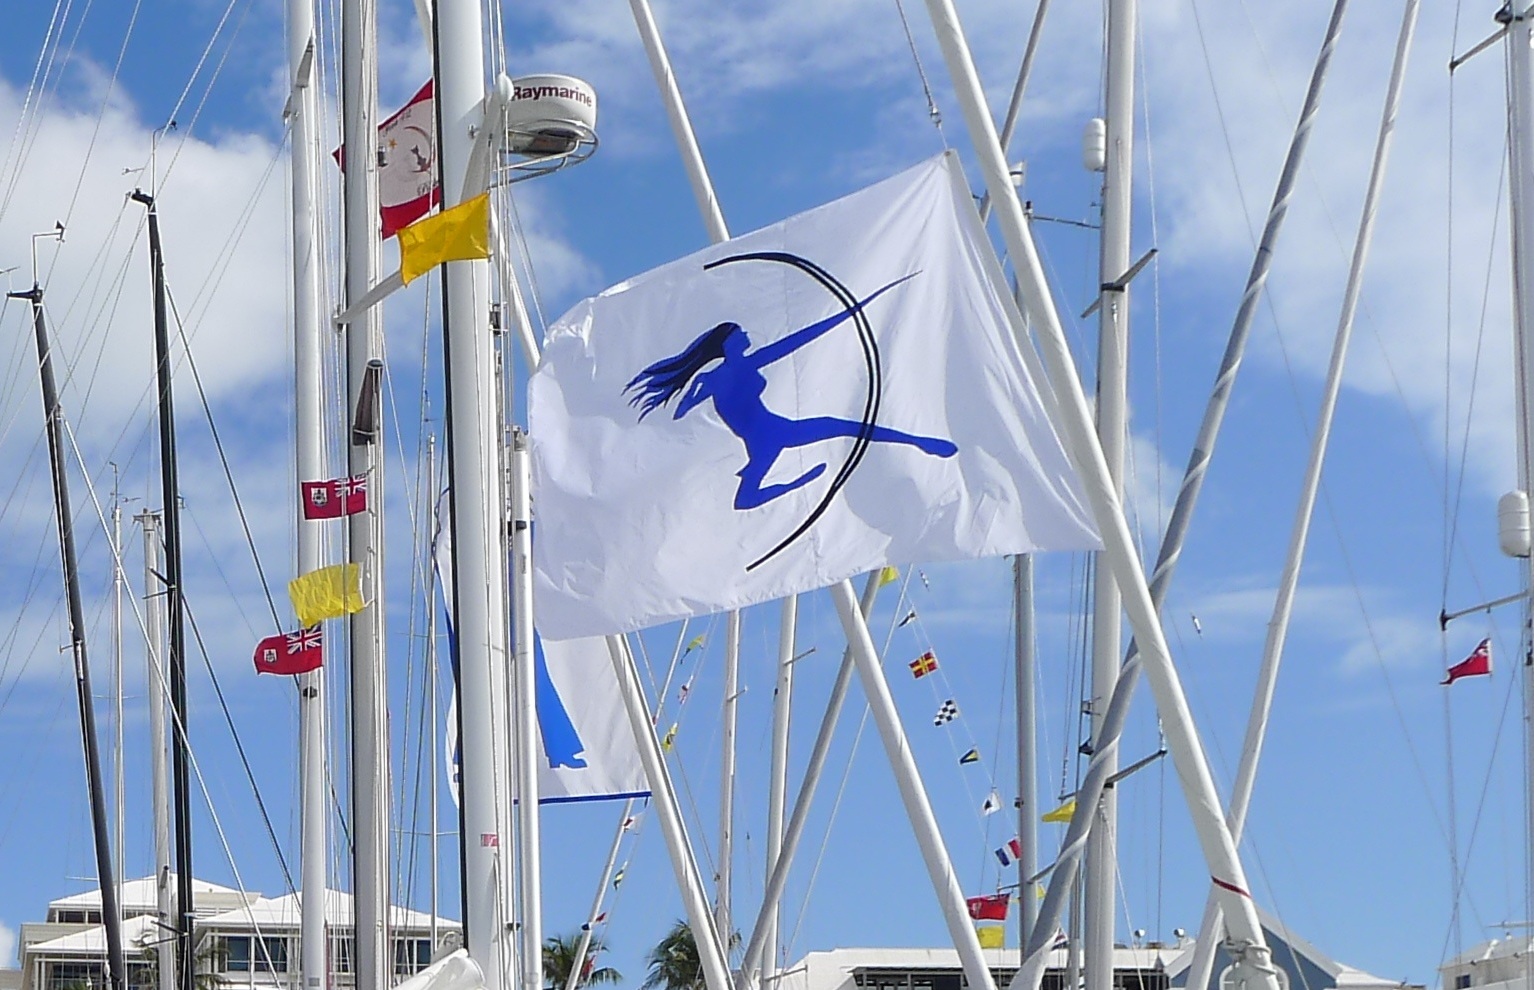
xmin=253 ymin=626 xmax=323 ymax=675
xmin=1442 ymin=638 xmax=1492 ymax=685
xmin=378 ymin=82 xmax=440 ymax=237
xmin=333 ymin=82 xmax=440 ymax=238
xmin=301 ymin=474 xmax=368 ymax=520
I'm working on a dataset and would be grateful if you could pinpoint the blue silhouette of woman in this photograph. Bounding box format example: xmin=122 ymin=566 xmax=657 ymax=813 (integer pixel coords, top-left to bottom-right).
xmin=625 ymin=275 xmax=957 ymax=511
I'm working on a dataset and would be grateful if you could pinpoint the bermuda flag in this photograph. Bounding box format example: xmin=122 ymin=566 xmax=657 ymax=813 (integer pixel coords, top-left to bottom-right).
xmin=334 ymin=82 xmax=440 ymax=238
xmin=966 ymin=893 xmax=1010 ymax=922
xmin=1442 ymin=637 xmax=1492 ymax=685
xmin=301 ymin=474 xmax=368 ymax=519
xmin=253 ymin=626 xmax=323 ymax=675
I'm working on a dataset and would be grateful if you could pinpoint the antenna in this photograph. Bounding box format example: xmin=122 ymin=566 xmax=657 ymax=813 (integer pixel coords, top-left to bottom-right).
xmin=28 ymin=222 xmax=65 ymax=289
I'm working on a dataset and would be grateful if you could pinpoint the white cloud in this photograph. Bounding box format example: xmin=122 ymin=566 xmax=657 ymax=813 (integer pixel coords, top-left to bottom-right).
xmin=0 ymin=921 xmax=15 ymax=968
xmin=1185 ymin=579 xmax=1440 ymax=677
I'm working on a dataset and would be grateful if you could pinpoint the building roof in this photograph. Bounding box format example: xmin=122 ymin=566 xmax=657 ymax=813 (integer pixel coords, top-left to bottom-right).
xmin=49 ymin=876 xmax=246 ymax=914
xmin=26 ymin=915 xmax=164 ymax=957
xmin=198 ymin=891 xmax=455 ymax=932
xmin=1442 ymin=937 xmax=1534 ymax=971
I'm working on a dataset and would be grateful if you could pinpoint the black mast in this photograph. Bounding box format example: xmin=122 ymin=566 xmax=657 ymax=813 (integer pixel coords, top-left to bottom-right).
xmin=130 ymin=189 xmax=194 ymax=990
xmin=9 ymin=271 xmax=127 ymax=990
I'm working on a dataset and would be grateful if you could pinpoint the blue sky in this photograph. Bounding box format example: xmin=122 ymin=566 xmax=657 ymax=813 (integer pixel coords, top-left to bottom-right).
xmin=0 ymin=1 xmax=1526 ymax=988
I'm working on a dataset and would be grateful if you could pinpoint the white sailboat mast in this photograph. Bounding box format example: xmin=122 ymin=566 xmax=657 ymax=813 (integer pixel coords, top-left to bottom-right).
xmin=1501 ymin=0 xmax=1534 ymax=943
xmin=1014 ymin=554 xmax=1038 ymax=943
xmin=509 ymin=429 xmax=543 ymax=990
xmin=434 ymin=1 xmax=515 ymax=987
xmin=139 ymin=510 xmax=174 ymax=990
xmin=914 ymin=4 xmax=1278 ymax=988
xmin=764 ymin=596 xmax=797 ymax=980
xmin=285 ymin=0 xmax=330 ymax=983
xmin=339 ymin=0 xmax=390 ymax=986
xmin=1086 ymin=0 xmax=1134 ymax=982
xmin=717 ymin=611 xmax=741 ymax=939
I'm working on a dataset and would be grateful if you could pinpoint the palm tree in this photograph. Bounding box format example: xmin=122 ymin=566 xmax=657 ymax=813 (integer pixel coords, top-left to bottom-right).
xmin=641 ymin=921 xmax=704 ymax=990
xmin=544 ymin=931 xmax=621 ymax=990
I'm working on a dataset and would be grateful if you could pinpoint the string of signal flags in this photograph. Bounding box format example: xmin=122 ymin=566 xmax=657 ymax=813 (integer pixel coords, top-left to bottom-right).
xmin=887 ymin=563 xmax=1077 ymax=949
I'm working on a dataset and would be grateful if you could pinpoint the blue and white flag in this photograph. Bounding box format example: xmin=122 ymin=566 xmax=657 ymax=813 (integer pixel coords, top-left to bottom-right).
xmin=530 ymin=151 xmax=1099 ymax=640
xmin=436 ymin=497 xmax=648 ymax=804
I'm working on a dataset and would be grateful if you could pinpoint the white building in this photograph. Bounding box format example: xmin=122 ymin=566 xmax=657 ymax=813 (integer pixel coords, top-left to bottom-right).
xmin=2 ymin=876 xmax=458 ymax=990
xmin=777 ymin=912 xmax=1417 ymax=990
xmin=1440 ymin=937 xmax=1534 ymax=990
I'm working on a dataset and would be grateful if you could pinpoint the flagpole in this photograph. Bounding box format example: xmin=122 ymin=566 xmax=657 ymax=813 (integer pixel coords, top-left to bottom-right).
xmin=913 ymin=4 xmax=1278 ymax=988
xmin=623 ymin=8 xmax=747 ymax=949
xmin=828 ymin=580 xmax=997 ymax=990
xmin=434 ymin=0 xmax=517 ymax=987
xmin=1182 ymin=6 xmax=1418 ymax=987
xmin=509 ymin=429 xmax=543 ymax=990
xmin=1499 ymin=0 xmax=1534 ymax=951
xmin=717 ymin=609 xmax=741 ymax=940
xmin=736 ymin=573 xmax=883 ymax=989
xmin=605 ymin=633 xmax=733 ymax=990
xmin=428 ymin=435 xmax=440 ymax=953
xmin=339 ymin=0 xmax=391 ymax=986
xmin=138 ymin=510 xmax=174 ymax=990
xmin=285 ymin=0 xmax=331 ymax=982
xmin=763 ymin=596 xmax=797 ymax=981
xmin=627 ymin=0 xmax=729 ymax=244
xmin=1014 ymin=554 xmax=1038 ymax=946
xmin=1084 ymin=3 xmax=1134 ymax=983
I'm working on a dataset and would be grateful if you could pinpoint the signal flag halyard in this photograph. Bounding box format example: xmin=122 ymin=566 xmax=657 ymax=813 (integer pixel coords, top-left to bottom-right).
xmin=529 ymin=151 xmax=1099 ymax=641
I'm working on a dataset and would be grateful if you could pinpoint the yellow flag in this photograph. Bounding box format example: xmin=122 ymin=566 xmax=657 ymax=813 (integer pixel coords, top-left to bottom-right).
xmin=1042 ymin=798 xmax=1076 ymax=823
xmin=661 ymin=723 xmax=679 ymax=751
xmin=975 ymin=925 xmax=1005 ymax=949
xmin=685 ymin=634 xmax=706 ymax=652
xmin=878 ymin=566 xmax=900 ymax=586
xmin=398 ymin=192 xmax=490 ymax=285
xmin=289 ymin=563 xmax=365 ymax=628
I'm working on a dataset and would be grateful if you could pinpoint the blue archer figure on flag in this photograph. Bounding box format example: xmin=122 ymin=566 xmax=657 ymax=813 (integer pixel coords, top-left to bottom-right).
xmin=624 ymin=267 xmax=957 ymax=513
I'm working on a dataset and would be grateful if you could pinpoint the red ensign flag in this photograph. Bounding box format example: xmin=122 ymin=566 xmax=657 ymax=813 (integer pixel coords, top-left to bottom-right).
xmin=253 ymin=626 xmax=323 ymax=675
xmin=1442 ymin=638 xmax=1492 ymax=685
xmin=301 ymin=475 xmax=368 ymax=520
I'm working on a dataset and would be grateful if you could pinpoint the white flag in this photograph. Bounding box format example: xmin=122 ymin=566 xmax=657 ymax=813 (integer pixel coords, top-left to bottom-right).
xmin=435 ymin=496 xmax=647 ymax=803
xmin=531 ymin=152 xmax=1099 ymax=640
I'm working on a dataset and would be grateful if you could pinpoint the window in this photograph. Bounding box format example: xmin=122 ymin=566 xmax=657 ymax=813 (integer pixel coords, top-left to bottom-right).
xmin=47 ymin=961 xmax=104 ymax=990
xmin=51 ymin=910 xmax=103 ymax=924
xmin=393 ymin=938 xmax=434 ymax=977
xmin=330 ymin=937 xmax=354 ymax=975
xmin=1456 ymin=976 xmax=1472 ymax=989
xmin=224 ymin=936 xmax=289 ymax=973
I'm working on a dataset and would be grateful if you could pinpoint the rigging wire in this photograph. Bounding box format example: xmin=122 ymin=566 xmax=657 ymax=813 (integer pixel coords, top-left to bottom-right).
xmin=183 ymin=600 xmax=298 ymax=894
xmin=891 ymin=0 xmax=946 ymax=139
xmin=165 ymin=286 xmax=283 ymax=628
